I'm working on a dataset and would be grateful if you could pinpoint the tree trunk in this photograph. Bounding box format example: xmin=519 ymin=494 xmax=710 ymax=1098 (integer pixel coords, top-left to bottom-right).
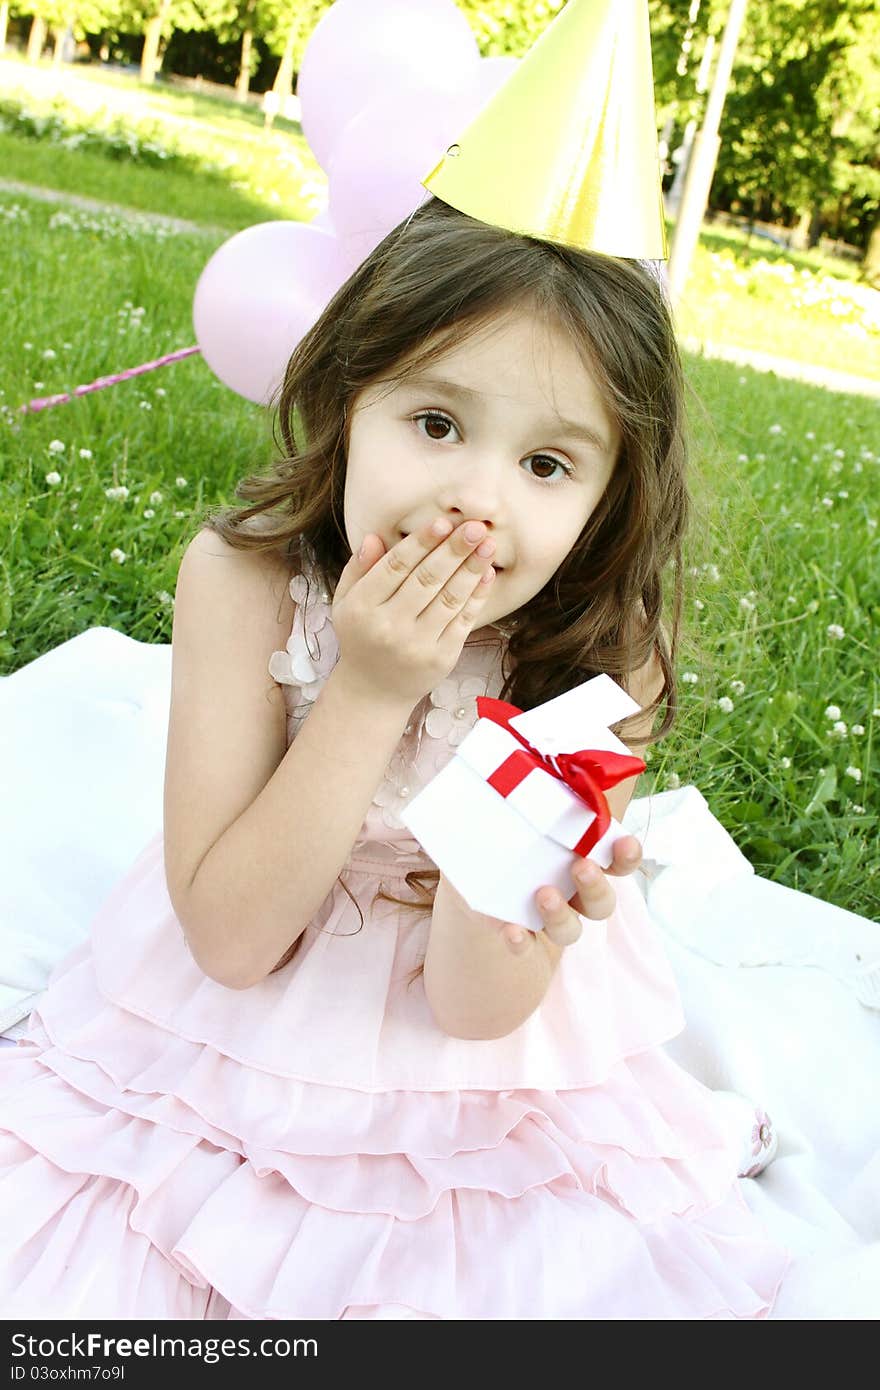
xmin=862 ymin=219 xmax=880 ymax=287
xmin=27 ymin=13 xmax=47 ymax=63
xmin=236 ymin=28 xmax=253 ymax=102
xmin=141 ymin=0 xmax=171 ymax=85
xmin=272 ymin=18 xmax=298 ymax=103
xmin=52 ymin=25 xmax=64 ymax=66
xmin=807 ymin=208 xmax=823 ymax=249
xmin=0 ymin=3 xmax=10 ymax=54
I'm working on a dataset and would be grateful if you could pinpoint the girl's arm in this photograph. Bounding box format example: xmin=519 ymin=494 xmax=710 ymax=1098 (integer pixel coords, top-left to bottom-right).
xmin=424 ymin=644 xmax=665 ymax=1040
xmin=165 ymin=530 xmax=414 ymax=990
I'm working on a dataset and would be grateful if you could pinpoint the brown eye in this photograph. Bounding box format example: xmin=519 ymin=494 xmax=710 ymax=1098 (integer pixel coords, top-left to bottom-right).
xmin=413 ymin=411 xmax=455 ymax=442
xmin=522 ymin=455 xmax=573 ymax=485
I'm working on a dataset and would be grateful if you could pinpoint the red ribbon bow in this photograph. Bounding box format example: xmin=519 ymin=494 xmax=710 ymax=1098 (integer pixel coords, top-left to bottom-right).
xmin=474 ymin=696 xmax=646 ymax=858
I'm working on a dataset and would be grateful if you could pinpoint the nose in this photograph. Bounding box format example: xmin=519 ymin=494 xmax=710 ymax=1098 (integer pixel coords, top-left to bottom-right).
xmin=436 ymin=452 xmax=506 ymax=534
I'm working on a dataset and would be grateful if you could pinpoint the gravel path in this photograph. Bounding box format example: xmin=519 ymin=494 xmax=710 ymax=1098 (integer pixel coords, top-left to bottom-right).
xmin=0 ymin=177 xmax=222 ymax=237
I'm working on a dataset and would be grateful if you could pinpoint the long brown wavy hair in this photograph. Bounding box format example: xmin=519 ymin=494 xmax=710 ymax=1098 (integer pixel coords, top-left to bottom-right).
xmin=200 ymin=195 xmax=688 ymax=979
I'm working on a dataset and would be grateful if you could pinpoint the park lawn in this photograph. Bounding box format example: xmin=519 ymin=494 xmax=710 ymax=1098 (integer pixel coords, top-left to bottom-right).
xmin=0 ymin=131 xmax=295 ymax=230
xmin=1 ymin=183 xmax=878 ymax=920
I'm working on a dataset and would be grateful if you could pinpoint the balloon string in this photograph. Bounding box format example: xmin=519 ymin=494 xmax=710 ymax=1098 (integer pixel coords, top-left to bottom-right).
xmin=19 ymin=345 xmax=202 ymax=415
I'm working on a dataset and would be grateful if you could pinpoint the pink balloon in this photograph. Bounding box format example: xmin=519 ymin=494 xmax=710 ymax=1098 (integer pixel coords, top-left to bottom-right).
xmin=326 ymin=56 xmax=520 ymax=269
xmin=297 ymin=0 xmax=479 ymax=173
xmin=310 ymin=206 xmax=335 ymax=232
xmin=193 ymin=222 xmax=350 ymax=405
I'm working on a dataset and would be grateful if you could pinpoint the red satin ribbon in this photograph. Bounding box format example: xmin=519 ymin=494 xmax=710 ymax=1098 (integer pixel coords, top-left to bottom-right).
xmin=474 ymin=695 xmax=646 ymax=857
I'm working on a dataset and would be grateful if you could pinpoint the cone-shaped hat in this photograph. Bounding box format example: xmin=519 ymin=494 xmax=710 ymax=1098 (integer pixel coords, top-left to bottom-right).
xmin=422 ymin=0 xmax=667 ymax=260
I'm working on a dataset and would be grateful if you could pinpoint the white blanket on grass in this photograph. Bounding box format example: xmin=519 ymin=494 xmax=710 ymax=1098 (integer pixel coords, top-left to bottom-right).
xmin=1 ymin=627 xmax=878 ymax=1319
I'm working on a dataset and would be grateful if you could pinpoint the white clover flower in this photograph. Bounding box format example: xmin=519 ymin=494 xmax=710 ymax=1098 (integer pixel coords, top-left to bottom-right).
xmin=769 ymin=424 xmax=782 ymax=435
xmin=143 ymin=508 xmax=155 ymax=519
xmin=174 ymin=509 xmax=186 ymax=518
xmin=826 ymin=624 xmax=845 ymax=640
xmin=42 ymin=348 xmax=57 ymax=361
xmin=32 ymin=381 xmax=44 ymax=390
xmin=63 ymin=341 xmax=72 ymax=350
xmin=739 ymin=597 xmax=756 ymax=612
xmin=867 ymin=519 xmax=877 ymax=530
xmin=780 ymin=756 xmax=792 ymax=769
xmin=755 ymin=453 xmax=766 ymax=462
xmin=149 ymin=490 xmax=163 ymax=505
xmin=821 ymin=497 xmax=834 ymax=508
xmin=717 ymin=696 xmax=734 ymax=713
xmin=852 ymin=724 xmax=865 ymax=736
xmin=845 ymin=767 xmax=862 ymax=783
xmin=831 ymin=721 xmax=848 ymax=737
xmin=705 ymin=563 xmax=720 ymax=581
xmin=838 ymin=490 xmax=849 ymax=499
xmin=155 ymin=387 xmax=166 ymax=398
xmin=681 ymin=671 xmax=698 ymax=684
xmin=139 ymin=400 xmax=152 ymax=410
xmin=805 ymin=431 xmax=815 ymax=440
xmin=825 ymin=705 xmax=841 ymax=720
xmin=72 ymin=522 xmax=81 ymax=531
xmin=47 ymin=439 xmax=65 ymax=454
xmin=105 ymin=485 xmax=130 ymax=501
xmin=852 ymin=804 xmax=865 ymax=814
xmin=157 ymin=591 xmax=173 ymax=607
xmin=834 ymin=448 xmax=845 ymax=458
xmin=730 ymin=679 xmax=746 ymax=695
xmin=175 ymin=477 xmax=187 ymax=489
xmin=45 ymin=471 xmax=61 ymax=486
xmin=694 ymin=598 xmax=705 ymax=610
xmin=737 ymin=453 xmax=748 ymax=463
xmin=23 ymin=341 xmax=33 ymax=350
xmin=78 ymin=448 xmax=93 ymax=460
xmin=666 ymin=772 xmax=681 ymax=790
xmin=110 ymin=548 xmax=127 ymax=564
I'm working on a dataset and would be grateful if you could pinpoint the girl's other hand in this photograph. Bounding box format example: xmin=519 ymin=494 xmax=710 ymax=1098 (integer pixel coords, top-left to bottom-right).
xmin=503 ymin=834 xmax=644 ymax=955
xmin=331 ymin=518 xmax=497 ymax=710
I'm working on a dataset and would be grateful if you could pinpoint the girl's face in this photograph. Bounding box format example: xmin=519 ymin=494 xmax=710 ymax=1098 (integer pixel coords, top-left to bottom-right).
xmin=343 ymin=304 xmax=620 ymax=632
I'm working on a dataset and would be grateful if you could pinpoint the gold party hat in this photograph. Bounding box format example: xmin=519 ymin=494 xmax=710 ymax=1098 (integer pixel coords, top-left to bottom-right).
xmin=422 ymin=0 xmax=667 ymax=260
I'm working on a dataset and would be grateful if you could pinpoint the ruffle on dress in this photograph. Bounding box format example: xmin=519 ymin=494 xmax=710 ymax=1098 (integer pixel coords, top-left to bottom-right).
xmin=0 ymin=977 xmax=790 ymax=1320
xmin=81 ymin=833 xmax=691 ymax=1094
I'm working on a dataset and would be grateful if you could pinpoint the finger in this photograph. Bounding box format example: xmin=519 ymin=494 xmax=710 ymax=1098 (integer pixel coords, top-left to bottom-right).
xmin=570 ymin=860 xmax=617 ymax=921
xmin=441 ymin=560 xmax=496 ymax=638
xmin=334 ymin=532 xmax=386 ymax=605
xmin=373 ymin=519 xmax=497 ymax=618
xmin=411 ymin=520 xmax=498 ymax=628
xmin=536 ymin=890 xmax=583 ymax=947
xmin=605 ymin=836 xmax=643 ymax=877
xmin=503 ymin=921 xmax=534 ymax=955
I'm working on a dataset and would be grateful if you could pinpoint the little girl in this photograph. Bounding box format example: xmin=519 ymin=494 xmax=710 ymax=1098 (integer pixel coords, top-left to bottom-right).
xmin=0 ymin=196 xmax=791 ymax=1319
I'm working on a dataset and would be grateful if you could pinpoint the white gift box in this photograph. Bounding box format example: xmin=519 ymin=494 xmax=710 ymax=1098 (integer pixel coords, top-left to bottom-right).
xmin=399 ymin=673 xmax=643 ymax=934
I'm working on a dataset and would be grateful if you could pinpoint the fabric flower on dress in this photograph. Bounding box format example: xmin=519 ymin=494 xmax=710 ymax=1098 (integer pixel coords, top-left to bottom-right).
xmin=743 ymin=1109 xmax=776 ymax=1178
xmin=268 ymin=572 xmax=339 ymax=704
xmin=372 ymin=749 xmax=428 ymax=831
xmin=424 ymin=676 xmax=488 ymax=747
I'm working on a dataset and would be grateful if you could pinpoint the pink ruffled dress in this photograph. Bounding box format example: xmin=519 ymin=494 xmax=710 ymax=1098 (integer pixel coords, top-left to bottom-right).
xmin=0 ymin=563 xmax=792 ymax=1319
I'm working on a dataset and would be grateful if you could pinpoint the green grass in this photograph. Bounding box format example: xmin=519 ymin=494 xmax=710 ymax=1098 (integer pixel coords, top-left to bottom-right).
xmin=0 ymin=131 xmax=293 ymax=230
xmin=0 ymin=63 xmax=325 ymax=228
xmin=1 ymin=132 xmax=878 ymax=919
xmin=674 ymin=226 xmax=880 ymax=382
